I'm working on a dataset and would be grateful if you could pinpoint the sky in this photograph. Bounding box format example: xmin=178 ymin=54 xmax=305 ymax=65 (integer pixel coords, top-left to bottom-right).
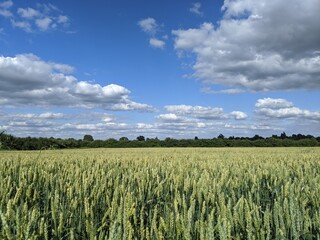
xmin=0 ymin=0 xmax=319 ymax=140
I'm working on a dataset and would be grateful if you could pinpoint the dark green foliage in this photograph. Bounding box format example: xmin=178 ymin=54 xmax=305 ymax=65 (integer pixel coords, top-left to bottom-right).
xmin=0 ymin=132 xmax=319 ymax=150
xmin=136 ymin=136 xmax=145 ymax=141
xmin=83 ymin=135 xmax=94 ymax=141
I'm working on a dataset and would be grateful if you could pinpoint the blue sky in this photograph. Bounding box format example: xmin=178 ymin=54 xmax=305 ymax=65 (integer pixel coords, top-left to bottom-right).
xmin=0 ymin=0 xmax=319 ymax=139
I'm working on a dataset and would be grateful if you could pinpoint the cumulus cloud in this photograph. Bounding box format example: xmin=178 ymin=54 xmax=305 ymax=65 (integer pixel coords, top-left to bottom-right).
xmin=257 ymin=108 xmax=320 ymax=121
xmin=138 ymin=17 xmax=167 ymax=49
xmin=152 ymin=105 xmax=254 ymax=137
xmin=0 ymin=54 xmax=153 ymax=111
xmin=156 ymin=113 xmax=185 ymax=122
xmin=255 ymin=98 xmax=294 ymax=109
xmin=165 ymin=105 xmax=227 ymax=120
xmin=138 ymin=17 xmax=158 ymax=35
xmin=159 ymin=105 xmax=248 ymax=122
xmin=190 ymin=2 xmax=203 ymax=16
xmin=149 ymin=38 xmax=165 ymax=48
xmin=173 ymin=0 xmax=320 ymax=91
xmin=255 ymin=98 xmax=320 ymax=121
xmin=35 ymin=17 xmax=52 ymax=31
xmin=229 ymin=111 xmax=247 ymax=120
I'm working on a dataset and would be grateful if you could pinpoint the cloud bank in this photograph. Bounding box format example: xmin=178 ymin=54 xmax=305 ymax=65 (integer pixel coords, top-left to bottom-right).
xmin=0 ymin=54 xmax=153 ymax=111
xmin=173 ymin=0 xmax=320 ymax=91
xmin=256 ymin=98 xmax=320 ymax=121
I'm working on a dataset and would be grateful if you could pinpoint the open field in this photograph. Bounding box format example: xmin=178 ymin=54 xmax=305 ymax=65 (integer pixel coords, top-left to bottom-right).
xmin=0 ymin=148 xmax=320 ymax=239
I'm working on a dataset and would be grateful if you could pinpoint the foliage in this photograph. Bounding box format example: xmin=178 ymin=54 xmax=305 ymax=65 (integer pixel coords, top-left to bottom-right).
xmin=0 ymin=148 xmax=319 ymax=239
xmin=83 ymin=135 xmax=94 ymax=142
xmin=136 ymin=136 xmax=145 ymax=141
xmin=0 ymin=132 xmax=319 ymax=150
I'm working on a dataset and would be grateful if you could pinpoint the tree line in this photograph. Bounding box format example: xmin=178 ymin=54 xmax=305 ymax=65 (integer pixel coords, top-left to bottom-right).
xmin=0 ymin=131 xmax=319 ymax=150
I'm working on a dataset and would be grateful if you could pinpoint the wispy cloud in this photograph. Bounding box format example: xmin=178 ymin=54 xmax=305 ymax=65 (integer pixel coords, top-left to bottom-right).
xmin=190 ymin=2 xmax=203 ymax=16
xmin=201 ymin=87 xmax=244 ymax=94
xmin=0 ymin=1 xmax=71 ymax=32
xmin=0 ymin=0 xmax=13 ymax=17
xmin=17 ymin=7 xmax=40 ymax=18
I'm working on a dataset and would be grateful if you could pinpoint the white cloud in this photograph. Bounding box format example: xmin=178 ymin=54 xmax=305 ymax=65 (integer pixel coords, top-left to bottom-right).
xmin=138 ymin=17 xmax=167 ymax=49
xmin=0 ymin=54 xmax=153 ymax=111
xmin=35 ymin=17 xmax=52 ymax=31
xmin=173 ymin=0 xmax=320 ymax=91
xmin=201 ymin=87 xmax=244 ymax=94
xmin=17 ymin=7 xmax=40 ymax=18
xmin=257 ymin=107 xmax=320 ymax=121
xmin=165 ymin=105 xmax=227 ymax=120
xmin=156 ymin=113 xmax=184 ymax=122
xmin=190 ymin=2 xmax=203 ymax=16
xmin=138 ymin=17 xmax=158 ymax=35
xmin=149 ymin=38 xmax=165 ymax=48
xmin=0 ymin=0 xmax=13 ymax=17
xmin=0 ymin=8 xmax=11 ymax=17
xmin=230 ymin=111 xmax=248 ymax=120
xmin=1 ymin=105 xmax=319 ymax=139
xmin=255 ymin=98 xmax=294 ymax=109
xmin=11 ymin=19 xmax=32 ymax=32
xmin=57 ymin=15 xmax=68 ymax=24
xmin=224 ymin=123 xmax=280 ymax=131
xmin=1 ymin=112 xmax=65 ymax=120
xmin=255 ymin=98 xmax=320 ymax=121
xmin=2 ymin=2 xmax=71 ymax=32
xmin=38 ymin=112 xmax=64 ymax=119
xmin=0 ymin=0 xmax=12 ymax=8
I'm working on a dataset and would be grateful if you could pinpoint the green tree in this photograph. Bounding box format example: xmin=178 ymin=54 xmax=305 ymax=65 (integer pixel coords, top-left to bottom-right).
xmin=119 ymin=137 xmax=129 ymax=141
xmin=83 ymin=135 xmax=94 ymax=141
xmin=218 ymin=134 xmax=225 ymax=139
xmin=136 ymin=136 xmax=145 ymax=141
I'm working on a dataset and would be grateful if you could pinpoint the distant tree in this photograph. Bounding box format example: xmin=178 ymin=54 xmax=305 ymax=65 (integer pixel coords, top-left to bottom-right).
xmin=194 ymin=136 xmax=199 ymax=140
xmin=137 ymin=136 xmax=145 ymax=141
xmin=252 ymin=134 xmax=263 ymax=140
xmin=0 ymin=131 xmax=4 ymax=149
xmin=280 ymin=132 xmax=287 ymax=139
xmin=83 ymin=135 xmax=94 ymax=141
xmin=119 ymin=137 xmax=129 ymax=141
xmin=218 ymin=134 xmax=225 ymax=139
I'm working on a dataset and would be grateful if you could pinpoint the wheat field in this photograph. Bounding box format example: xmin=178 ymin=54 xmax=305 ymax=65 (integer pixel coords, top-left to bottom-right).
xmin=0 ymin=148 xmax=319 ymax=239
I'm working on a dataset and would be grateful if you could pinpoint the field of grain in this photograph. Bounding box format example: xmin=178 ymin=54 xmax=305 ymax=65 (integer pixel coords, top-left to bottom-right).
xmin=0 ymin=148 xmax=319 ymax=239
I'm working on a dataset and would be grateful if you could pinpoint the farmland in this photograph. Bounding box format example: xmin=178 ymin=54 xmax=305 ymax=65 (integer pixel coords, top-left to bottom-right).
xmin=0 ymin=148 xmax=320 ymax=239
